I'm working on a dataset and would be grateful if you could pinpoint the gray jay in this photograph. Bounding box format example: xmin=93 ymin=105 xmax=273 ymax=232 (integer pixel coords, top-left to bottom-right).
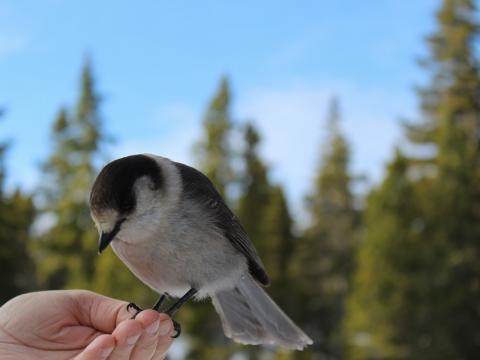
xmin=89 ymin=154 xmax=312 ymax=350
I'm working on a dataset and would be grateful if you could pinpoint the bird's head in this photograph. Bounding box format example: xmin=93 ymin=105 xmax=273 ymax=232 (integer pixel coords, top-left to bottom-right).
xmin=89 ymin=154 xmax=163 ymax=253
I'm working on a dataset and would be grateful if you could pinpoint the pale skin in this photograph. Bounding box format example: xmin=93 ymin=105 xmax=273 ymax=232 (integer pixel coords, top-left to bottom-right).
xmin=0 ymin=290 xmax=174 ymax=360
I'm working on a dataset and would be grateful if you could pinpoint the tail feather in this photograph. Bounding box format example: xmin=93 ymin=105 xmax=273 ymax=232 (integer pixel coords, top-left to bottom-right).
xmin=212 ymin=275 xmax=313 ymax=350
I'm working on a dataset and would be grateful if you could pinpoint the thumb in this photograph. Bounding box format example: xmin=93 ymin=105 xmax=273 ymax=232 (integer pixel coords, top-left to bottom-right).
xmin=70 ymin=290 xmax=132 ymax=333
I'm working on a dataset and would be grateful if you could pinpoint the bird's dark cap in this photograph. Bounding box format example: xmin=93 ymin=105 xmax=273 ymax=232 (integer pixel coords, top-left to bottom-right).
xmin=90 ymin=154 xmax=163 ymax=215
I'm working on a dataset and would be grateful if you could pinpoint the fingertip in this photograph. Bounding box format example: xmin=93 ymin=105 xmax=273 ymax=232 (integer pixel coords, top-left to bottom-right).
xmin=112 ymin=319 xmax=143 ymax=346
xmin=134 ymin=309 xmax=160 ymax=326
xmin=158 ymin=317 xmax=173 ymax=337
xmin=157 ymin=312 xmax=172 ymax=323
xmin=135 ymin=310 xmax=173 ymax=336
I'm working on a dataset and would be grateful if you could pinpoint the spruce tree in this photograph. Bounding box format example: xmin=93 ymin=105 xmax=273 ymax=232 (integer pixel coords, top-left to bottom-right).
xmin=293 ymin=97 xmax=358 ymax=358
xmin=36 ymin=60 xmax=107 ymax=289
xmin=345 ymin=1 xmax=480 ymax=358
xmin=195 ymin=77 xmax=234 ymax=197
xmin=261 ymin=185 xmax=295 ymax=295
xmin=262 ymin=185 xmax=298 ymax=360
xmin=0 ymin=112 xmax=36 ymax=304
xmin=406 ymin=0 xmax=480 ymax=357
xmin=237 ymin=123 xmax=271 ymax=253
xmin=185 ymin=77 xmax=237 ymax=359
xmin=236 ymin=123 xmax=297 ymax=360
xmin=342 ymin=152 xmax=447 ymax=359
xmin=237 ymin=123 xmax=295 ymax=298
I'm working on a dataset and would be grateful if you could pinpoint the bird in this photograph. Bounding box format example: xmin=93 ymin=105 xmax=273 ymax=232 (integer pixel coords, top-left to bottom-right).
xmin=89 ymin=154 xmax=313 ymax=350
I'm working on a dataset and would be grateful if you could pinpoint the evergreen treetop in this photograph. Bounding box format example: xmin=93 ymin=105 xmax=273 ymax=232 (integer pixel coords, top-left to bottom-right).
xmin=36 ymin=60 xmax=108 ymax=290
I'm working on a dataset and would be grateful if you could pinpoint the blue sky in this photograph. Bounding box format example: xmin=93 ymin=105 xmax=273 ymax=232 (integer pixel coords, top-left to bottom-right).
xmin=1 ymin=0 xmax=440 ymax=215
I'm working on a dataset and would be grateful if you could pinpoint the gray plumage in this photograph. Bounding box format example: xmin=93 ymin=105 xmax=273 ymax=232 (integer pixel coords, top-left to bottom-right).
xmin=213 ymin=275 xmax=312 ymax=350
xmin=90 ymin=154 xmax=312 ymax=350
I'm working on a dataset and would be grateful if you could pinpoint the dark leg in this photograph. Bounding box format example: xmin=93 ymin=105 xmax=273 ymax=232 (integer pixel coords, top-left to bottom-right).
xmin=165 ymin=288 xmax=197 ymax=317
xmin=165 ymin=288 xmax=197 ymax=338
xmin=127 ymin=291 xmax=169 ymax=318
xmin=152 ymin=294 xmax=167 ymax=312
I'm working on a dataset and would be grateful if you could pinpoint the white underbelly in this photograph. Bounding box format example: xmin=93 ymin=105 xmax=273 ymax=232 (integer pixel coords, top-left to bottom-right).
xmin=111 ymin=228 xmax=247 ymax=298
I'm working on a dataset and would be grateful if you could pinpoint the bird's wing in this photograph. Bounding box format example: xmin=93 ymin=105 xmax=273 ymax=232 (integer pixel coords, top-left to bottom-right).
xmin=173 ymin=162 xmax=270 ymax=286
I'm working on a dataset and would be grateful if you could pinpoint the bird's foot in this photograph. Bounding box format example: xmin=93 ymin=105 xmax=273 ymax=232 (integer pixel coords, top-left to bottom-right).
xmin=165 ymin=306 xmax=182 ymax=338
xmin=171 ymin=319 xmax=181 ymax=338
xmin=126 ymin=302 xmax=143 ymax=319
xmin=149 ymin=294 xmax=180 ymax=338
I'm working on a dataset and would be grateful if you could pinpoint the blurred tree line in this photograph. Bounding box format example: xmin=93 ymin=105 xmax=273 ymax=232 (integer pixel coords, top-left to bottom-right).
xmin=1 ymin=0 xmax=480 ymax=359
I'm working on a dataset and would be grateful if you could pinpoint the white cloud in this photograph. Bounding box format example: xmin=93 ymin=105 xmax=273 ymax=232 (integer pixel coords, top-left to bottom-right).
xmin=237 ymin=85 xmax=328 ymax=189
xmin=236 ymin=81 xmax=414 ymax=215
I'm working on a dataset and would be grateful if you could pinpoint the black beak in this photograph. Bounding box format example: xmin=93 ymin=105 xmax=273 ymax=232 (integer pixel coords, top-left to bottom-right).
xmin=98 ymin=218 xmax=125 ymax=254
xmin=98 ymin=231 xmax=115 ymax=253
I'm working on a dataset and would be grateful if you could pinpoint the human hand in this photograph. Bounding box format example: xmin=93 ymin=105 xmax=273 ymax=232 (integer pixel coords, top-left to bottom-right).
xmin=0 ymin=290 xmax=174 ymax=360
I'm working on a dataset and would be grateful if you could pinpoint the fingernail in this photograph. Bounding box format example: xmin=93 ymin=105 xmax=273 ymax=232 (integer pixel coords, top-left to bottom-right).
xmin=126 ymin=334 xmax=141 ymax=345
xmin=146 ymin=319 xmax=160 ymax=335
xmin=158 ymin=320 xmax=172 ymax=336
xmin=101 ymin=347 xmax=114 ymax=358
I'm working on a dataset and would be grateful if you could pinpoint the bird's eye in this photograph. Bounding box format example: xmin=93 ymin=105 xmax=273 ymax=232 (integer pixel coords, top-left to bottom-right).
xmin=120 ymin=202 xmax=133 ymax=213
xmin=118 ymin=193 xmax=135 ymax=214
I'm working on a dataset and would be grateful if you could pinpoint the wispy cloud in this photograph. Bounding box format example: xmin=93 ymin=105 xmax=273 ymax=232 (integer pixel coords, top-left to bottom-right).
xmin=236 ymin=81 xmax=414 ymax=212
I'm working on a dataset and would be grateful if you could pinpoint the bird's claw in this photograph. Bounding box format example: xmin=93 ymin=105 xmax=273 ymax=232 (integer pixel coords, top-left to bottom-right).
xmin=127 ymin=302 xmax=143 ymax=312
xmin=171 ymin=320 xmax=181 ymax=338
xmin=126 ymin=301 xmax=181 ymax=337
xmin=126 ymin=302 xmax=143 ymax=319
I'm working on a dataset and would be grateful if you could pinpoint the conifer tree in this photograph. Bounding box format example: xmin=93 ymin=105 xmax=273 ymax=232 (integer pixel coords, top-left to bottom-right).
xmin=185 ymin=77 xmax=237 ymax=359
xmin=293 ymin=98 xmax=358 ymax=358
xmin=0 ymin=112 xmax=36 ymax=304
xmin=36 ymin=60 xmax=107 ymax=289
xmin=406 ymin=0 xmax=480 ymax=357
xmin=237 ymin=123 xmax=271 ymax=251
xmin=34 ymin=60 xmax=151 ymax=303
xmin=262 ymin=185 xmax=298 ymax=360
xmin=345 ymin=1 xmax=480 ymax=358
xmin=187 ymin=90 xmax=297 ymax=359
xmin=261 ymin=185 xmax=295 ymax=295
xmin=237 ymin=123 xmax=295 ymax=297
xmin=195 ymin=77 xmax=233 ymax=197
xmin=342 ymin=152 xmax=446 ymax=359
xmin=236 ymin=123 xmax=297 ymax=360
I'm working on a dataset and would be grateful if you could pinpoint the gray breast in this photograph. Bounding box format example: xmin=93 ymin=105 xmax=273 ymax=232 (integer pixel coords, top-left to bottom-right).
xmin=111 ymin=204 xmax=247 ymax=298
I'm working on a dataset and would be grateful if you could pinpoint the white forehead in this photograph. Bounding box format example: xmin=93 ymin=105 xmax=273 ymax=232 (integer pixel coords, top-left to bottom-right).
xmin=91 ymin=208 xmax=118 ymax=233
